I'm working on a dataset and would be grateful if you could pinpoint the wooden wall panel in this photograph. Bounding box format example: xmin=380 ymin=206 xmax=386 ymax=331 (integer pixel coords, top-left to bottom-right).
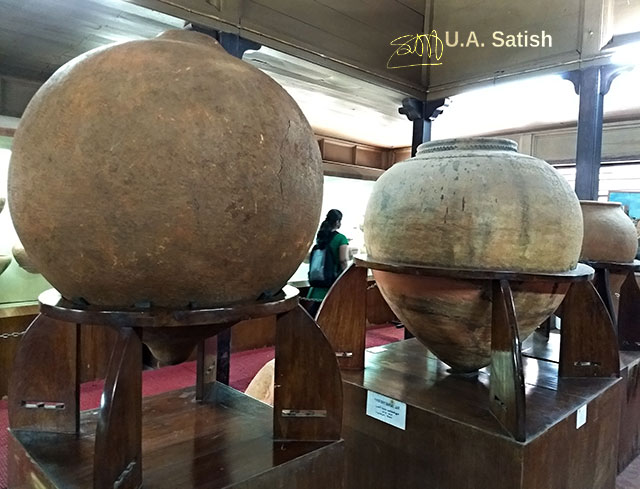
xmin=0 ymin=312 xmax=37 ymax=398
xmin=427 ymin=0 xmax=608 ymax=98
xmin=485 ymin=119 xmax=640 ymax=165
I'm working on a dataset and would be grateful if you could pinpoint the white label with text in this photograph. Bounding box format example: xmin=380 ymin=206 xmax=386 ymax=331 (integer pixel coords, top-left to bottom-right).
xmin=576 ymin=404 xmax=587 ymax=429
xmin=366 ymin=391 xmax=406 ymax=430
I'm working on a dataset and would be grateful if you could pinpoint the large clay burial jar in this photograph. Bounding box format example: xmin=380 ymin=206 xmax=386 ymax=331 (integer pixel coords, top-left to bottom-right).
xmin=364 ymin=138 xmax=583 ymax=372
xmin=579 ymin=201 xmax=638 ymax=263
xmin=9 ymin=29 xmax=323 ymax=309
xmin=579 ymin=200 xmax=638 ymax=316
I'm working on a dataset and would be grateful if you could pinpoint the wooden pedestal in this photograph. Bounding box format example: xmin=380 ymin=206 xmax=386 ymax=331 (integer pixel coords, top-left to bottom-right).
xmin=342 ymin=339 xmax=622 ymax=489
xmin=524 ymin=331 xmax=640 ymax=475
xmin=8 ymin=383 xmax=344 ymax=489
xmin=8 ymin=287 xmax=343 ymax=489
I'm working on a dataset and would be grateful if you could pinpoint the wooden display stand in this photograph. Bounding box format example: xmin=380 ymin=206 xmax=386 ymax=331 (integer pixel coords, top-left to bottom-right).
xmin=524 ymin=259 xmax=640 ymax=474
xmin=317 ymin=257 xmax=622 ymax=489
xmin=7 ymin=287 xmax=344 ymax=489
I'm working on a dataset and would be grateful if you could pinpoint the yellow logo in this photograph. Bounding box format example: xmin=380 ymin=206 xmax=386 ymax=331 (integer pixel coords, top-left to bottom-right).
xmin=387 ymin=30 xmax=444 ymax=69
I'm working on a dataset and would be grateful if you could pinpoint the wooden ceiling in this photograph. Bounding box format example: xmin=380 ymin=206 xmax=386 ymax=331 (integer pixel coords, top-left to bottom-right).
xmin=0 ymin=0 xmax=183 ymax=81
xmin=0 ymin=0 xmax=411 ymax=145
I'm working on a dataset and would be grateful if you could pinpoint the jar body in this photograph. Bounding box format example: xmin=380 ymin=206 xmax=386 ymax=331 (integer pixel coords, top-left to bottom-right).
xmin=364 ymin=138 xmax=583 ymax=371
xmin=580 ymin=201 xmax=638 ymax=263
xmin=9 ymin=30 xmax=323 ymax=309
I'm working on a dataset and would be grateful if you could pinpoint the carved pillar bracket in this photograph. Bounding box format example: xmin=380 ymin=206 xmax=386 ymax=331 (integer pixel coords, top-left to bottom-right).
xmin=562 ymin=64 xmax=633 ymax=200
xmin=185 ymin=23 xmax=261 ymax=58
xmin=399 ymin=97 xmax=449 ymax=156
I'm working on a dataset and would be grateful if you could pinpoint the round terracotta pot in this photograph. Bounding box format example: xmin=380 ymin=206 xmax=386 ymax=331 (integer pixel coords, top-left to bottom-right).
xmin=12 ymin=243 xmax=39 ymax=274
xmin=579 ymin=201 xmax=638 ymax=263
xmin=8 ymin=29 xmax=323 ymax=309
xmin=364 ymin=137 xmax=583 ymax=372
xmin=0 ymin=254 xmax=11 ymax=276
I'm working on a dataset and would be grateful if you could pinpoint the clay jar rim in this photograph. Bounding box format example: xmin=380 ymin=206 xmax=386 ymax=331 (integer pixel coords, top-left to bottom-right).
xmin=416 ymin=137 xmax=518 ymax=155
xmin=579 ymin=200 xmax=623 ymax=208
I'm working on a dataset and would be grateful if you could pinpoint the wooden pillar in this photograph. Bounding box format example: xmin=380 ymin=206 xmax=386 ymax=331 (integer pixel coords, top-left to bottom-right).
xmin=563 ymin=65 xmax=631 ymax=200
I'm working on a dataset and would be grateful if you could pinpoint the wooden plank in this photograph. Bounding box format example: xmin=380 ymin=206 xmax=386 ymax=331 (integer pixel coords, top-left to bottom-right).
xmin=274 ymin=305 xmax=343 ymax=441
xmin=366 ymin=282 xmax=396 ymax=325
xmin=618 ymin=352 xmax=640 ymax=473
xmin=94 ymin=328 xmax=142 ymax=489
xmin=322 ymin=161 xmax=384 ymax=181
xmin=489 ymin=279 xmax=526 ymax=441
xmin=618 ymin=270 xmax=640 ymax=349
xmin=316 ymin=265 xmax=368 ymax=369
xmin=8 ymin=315 xmax=80 ymax=433
xmin=79 ymin=324 xmax=119 ymax=383
xmin=231 ymin=316 xmax=275 ymax=352
xmin=0 ymin=314 xmax=36 ymax=398
xmin=559 ymin=281 xmax=620 ymax=377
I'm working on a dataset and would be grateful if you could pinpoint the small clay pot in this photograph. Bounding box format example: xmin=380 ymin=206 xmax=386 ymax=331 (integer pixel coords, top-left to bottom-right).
xmin=580 ymin=201 xmax=638 ymax=263
xmin=0 ymin=254 xmax=12 ymax=276
xmin=12 ymin=243 xmax=39 ymax=274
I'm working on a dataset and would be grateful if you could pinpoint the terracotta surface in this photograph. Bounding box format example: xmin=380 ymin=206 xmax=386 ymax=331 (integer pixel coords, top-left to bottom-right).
xmin=373 ymin=271 xmax=568 ymax=371
xmin=580 ymin=201 xmax=638 ymax=263
xmin=11 ymin=244 xmax=38 ymax=274
xmin=8 ymin=29 xmax=323 ymax=308
xmin=364 ymin=138 xmax=583 ymax=272
xmin=0 ymin=255 xmax=11 ymax=276
xmin=244 ymin=358 xmax=275 ymax=405
xmin=364 ymin=138 xmax=583 ymax=371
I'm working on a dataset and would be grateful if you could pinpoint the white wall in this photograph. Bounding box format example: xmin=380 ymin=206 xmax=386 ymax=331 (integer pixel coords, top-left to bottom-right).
xmin=0 ymin=148 xmax=52 ymax=306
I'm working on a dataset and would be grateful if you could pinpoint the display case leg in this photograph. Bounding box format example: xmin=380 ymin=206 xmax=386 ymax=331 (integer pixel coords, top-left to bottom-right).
xmin=489 ymin=279 xmax=526 ymax=442
xmin=615 ymin=271 xmax=640 ymax=350
xmin=94 ymin=327 xmax=142 ymax=489
xmin=559 ymin=281 xmax=619 ymax=377
xmin=316 ymin=264 xmax=368 ymax=370
xmin=274 ymin=305 xmax=342 ymax=441
xmin=196 ymin=327 xmax=232 ymax=402
xmin=8 ymin=314 xmax=80 ymax=433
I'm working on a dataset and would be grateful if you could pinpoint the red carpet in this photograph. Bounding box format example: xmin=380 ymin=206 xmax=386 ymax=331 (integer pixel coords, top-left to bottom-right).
xmin=0 ymin=325 xmax=403 ymax=488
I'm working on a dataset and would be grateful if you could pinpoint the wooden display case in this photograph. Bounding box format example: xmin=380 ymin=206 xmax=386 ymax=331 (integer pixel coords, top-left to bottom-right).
xmin=7 ymin=287 xmax=344 ymax=489
xmin=315 ymin=260 xmax=622 ymax=489
xmin=342 ymin=340 xmax=621 ymax=489
xmin=524 ymin=260 xmax=640 ymax=474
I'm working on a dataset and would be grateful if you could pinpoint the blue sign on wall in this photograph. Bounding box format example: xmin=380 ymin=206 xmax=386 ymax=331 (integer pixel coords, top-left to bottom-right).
xmin=609 ymin=191 xmax=640 ymax=219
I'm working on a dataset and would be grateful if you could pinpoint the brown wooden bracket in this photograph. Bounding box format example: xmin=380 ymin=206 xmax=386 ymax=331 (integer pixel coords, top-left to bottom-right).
xmin=559 ymin=281 xmax=619 ymax=377
xmin=618 ymin=271 xmax=640 ymax=350
xmin=8 ymin=314 xmax=80 ymax=433
xmin=489 ymin=279 xmax=526 ymax=442
xmin=196 ymin=327 xmax=232 ymax=401
xmin=316 ymin=264 xmax=367 ymax=370
xmin=593 ymin=268 xmax=617 ymax=326
xmin=94 ymin=327 xmax=142 ymax=489
xmin=274 ymin=305 xmax=342 ymax=442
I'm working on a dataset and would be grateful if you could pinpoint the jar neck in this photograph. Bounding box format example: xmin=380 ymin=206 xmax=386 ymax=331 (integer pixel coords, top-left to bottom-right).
xmin=417 ymin=138 xmax=518 ymax=155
